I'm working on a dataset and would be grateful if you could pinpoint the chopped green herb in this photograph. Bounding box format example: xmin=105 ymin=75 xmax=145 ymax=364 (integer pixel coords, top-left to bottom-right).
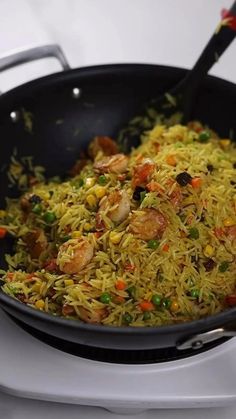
xmin=219 ymin=261 xmax=229 ymax=273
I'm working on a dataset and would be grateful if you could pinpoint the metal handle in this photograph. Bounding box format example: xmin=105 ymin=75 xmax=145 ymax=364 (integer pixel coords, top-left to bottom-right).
xmin=177 ymin=327 xmax=236 ymax=351
xmin=0 ymin=44 xmax=70 ymax=73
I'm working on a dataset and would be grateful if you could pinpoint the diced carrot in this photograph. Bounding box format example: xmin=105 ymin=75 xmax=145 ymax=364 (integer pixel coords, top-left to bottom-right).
xmin=166 ymin=155 xmax=177 ymax=166
xmin=26 ymin=273 xmax=36 ymax=281
xmin=0 ymin=227 xmax=7 ymax=239
xmin=191 ymin=177 xmax=202 ymax=188
xmin=162 ymin=243 xmax=169 ymax=252
xmin=115 ymin=279 xmax=126 ymax=290
xmin=213 ymin=227 xmax=224 ymax=238
xmin=6 ymin=272 xmax=14 ymax=281
xmin=146 ymin=181 xmax=164 ymax=193
xmin=62 ymin=304 xmax=75 ymax=316
xmin=139 ymin=301 xmax=155 ymax=312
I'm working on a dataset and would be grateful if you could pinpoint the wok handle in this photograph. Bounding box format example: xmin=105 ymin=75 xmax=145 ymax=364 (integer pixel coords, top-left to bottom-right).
xmin=177 ymin=326 xmax=236 ymax=350
xmin=0 ymin=44 xmax=70 ymax=73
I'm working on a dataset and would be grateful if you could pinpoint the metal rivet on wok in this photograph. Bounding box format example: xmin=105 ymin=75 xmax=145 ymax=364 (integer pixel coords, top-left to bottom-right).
xmin=72 ymin=87 xmax=81 ymax=99
xmin=10 ymin=111 xmax=20 ymax=122
xmin=191 ymin=340 xmax=203 ymax=350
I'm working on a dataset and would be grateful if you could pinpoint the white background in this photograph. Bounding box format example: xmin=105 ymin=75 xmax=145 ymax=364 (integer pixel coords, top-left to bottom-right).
xmin=0 ymin=0 xmax=236 ymax=418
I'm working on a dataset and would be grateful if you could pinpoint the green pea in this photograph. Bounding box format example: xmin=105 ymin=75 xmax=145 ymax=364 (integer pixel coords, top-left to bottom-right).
xmin=73 ymin=179 xmax=84 ymax=188
xmin=188 ymin=227 xmax=199 ymax=240
xmin=198 ymin=131 xmax=210 ymax=143
xmin=151 ymin=294 xmax=162 ymax=306
xmin=161 ymin=298 xmax=171 ymax=309
xmin=147 ymin=240 xmax=159 ymax=250
xmin=61 ymin=235 xmax=71 ymax=242
xmin=43 ymin=211 xmax=57 ymax=224
xmin=32 ymin=204 xmax=42 ymax=214
xmin=219 ymin=261 xmax=229 ymax=273
xmin=100 ymin=292 xmax=112 ymax=304
xmin=98 ymin=175 xmax=107 ymax=185
xmin=122 ymin=313 xmax=133 ymax=324
xmin=143 ymin=311 xmax=151 ymax=321
xmin=127 ymin=286 xmax=136 ymax=299
xmin=191 ymin=289 xmax=200 ymax=298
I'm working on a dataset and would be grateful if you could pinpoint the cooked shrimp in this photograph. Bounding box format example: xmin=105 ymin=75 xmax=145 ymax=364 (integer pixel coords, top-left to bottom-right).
xmin=132 ymin=158 xmax=155 ymax=187
xmin=93 ymin=153 xmax=128 ymax=174
xmin=88 ymin=136 xmax=118 ymax=159
xmin=24 ymin=228 xmax=47 ymax=259
xmin=225 ymin=225 xmax=236 ymax=241
xmin=57 ymin=237 xmax=94 ymax=274
xmin=129 ymin=208 xmax=168 ymax=240
xmin=79 ymin=307 xmax=107 ymax=324
xmin=99 ymin=190 xmax=130 ymax=223
xmin=169 ymin=186 xmax=183 ymax=209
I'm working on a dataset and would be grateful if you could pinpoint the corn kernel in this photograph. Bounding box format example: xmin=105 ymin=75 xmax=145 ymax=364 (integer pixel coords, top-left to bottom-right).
xmin=183 ymin=197 xmax=195 ymax=206
xmin=64 ymin=279 xmax=74 ymax=286
xmin=109 ymin=231 xmax=123 ymax=244
xmin=35 ymin=299 xmax=45 ymax=309
xmin=94 ymin=186 xmax=106 ymax=199
xmin=170 ymin=300 xmax=179 ymax=313
xmin=32 ymin=283 xmax=41 ymax=293
xmin=204 ymin=244 xmax=214 ymax=257
xmin=71 ymin=230 xmax=81 ymax=238
xmin=85 ymin=177 xmax=96 ymax=188
xmin=86 ymin=194 xmax=97 ymax=207
xmin=223 ymin=218 xmax=235 ymax=227
xmin=220 ymin=139 xmax=230 ymax=149
xmin=83 ymin=222 xmax=92 ymax=231
xmin=0 ymin=210 xmax=6 ymax=218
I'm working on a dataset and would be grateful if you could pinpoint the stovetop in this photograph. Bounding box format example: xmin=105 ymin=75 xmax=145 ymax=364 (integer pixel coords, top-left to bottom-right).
xmin=1 ymin=309 xmax=236 ymax=414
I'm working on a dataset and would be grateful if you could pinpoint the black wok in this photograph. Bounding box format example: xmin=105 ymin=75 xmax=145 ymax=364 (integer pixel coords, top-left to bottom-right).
xmin=0 ymin=45 xmax=236 ymax=355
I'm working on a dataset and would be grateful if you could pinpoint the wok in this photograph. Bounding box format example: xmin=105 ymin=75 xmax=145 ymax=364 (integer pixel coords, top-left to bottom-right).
xmin=0 ymin=44 xmax=236 ymax=354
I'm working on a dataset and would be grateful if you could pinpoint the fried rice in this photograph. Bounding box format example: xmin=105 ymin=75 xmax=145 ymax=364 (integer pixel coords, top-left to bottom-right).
xmin=0 ymin=121 xmax=236 ymax=327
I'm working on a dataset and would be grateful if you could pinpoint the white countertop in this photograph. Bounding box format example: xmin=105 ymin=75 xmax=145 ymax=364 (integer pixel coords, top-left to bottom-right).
xmin=0 ymin=1 xmax=236 ymax=418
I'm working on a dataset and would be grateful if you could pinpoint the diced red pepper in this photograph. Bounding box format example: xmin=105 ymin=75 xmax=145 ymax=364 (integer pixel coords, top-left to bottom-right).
xmin=0 ymin=227 xmax=7 ymax=238
xmin=124 ymin=263 xmax=135 ymax=272
xmin=44 ymin=259 xmax=58 ymax=272
xmin=225 ymin=294 xmax=236 ymax=307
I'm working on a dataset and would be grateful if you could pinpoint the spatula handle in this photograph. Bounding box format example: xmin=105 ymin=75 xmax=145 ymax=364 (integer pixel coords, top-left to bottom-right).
xmin=184 ymin=1 xmax=236 ymax=89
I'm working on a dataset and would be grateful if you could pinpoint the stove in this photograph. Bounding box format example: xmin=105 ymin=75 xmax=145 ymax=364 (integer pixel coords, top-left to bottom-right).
xmin=1 ymin=310 xmax=236 ymax=415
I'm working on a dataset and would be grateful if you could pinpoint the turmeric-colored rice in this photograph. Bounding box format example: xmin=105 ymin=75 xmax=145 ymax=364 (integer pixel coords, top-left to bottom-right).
xmin=1 ymin=122 xmax=236 ymax=327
